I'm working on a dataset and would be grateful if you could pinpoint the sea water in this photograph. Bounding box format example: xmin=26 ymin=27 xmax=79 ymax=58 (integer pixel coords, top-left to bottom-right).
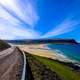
xmin=48 ymin=44 xmax=80 ymax=62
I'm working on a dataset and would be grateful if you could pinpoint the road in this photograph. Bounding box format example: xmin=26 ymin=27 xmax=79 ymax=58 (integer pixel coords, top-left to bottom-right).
xmin=0 ymin=47 xmax=25 ymax=80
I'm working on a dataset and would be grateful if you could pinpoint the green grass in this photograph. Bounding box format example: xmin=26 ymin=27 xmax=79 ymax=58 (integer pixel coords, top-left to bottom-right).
xmin=25 ymin=53 xmax=61 ymax=80
xmin=32 ymin=55 xmax=80 ymax=80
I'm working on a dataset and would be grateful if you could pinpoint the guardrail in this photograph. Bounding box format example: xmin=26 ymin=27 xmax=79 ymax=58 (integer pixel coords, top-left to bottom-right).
xmin=21 ymin=51 xmax=26 ymax=80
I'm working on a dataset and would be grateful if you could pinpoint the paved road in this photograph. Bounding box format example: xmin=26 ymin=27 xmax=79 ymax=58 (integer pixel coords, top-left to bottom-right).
xmin=0 ymin=47 xmax=24 ymax=80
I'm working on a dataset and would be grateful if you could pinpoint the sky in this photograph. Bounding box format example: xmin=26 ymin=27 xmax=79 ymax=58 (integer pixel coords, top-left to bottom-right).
xmin=0 ymin=0 xmax=80 ymax=42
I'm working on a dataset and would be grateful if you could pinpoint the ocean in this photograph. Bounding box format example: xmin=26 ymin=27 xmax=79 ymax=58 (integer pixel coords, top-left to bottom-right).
xmin=48 ymin=44 xmax=80 ymax=62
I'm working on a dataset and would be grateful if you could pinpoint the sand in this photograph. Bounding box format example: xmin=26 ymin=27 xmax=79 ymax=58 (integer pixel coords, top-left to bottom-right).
xmin=16 ymin=44 xmax=73 ymax=62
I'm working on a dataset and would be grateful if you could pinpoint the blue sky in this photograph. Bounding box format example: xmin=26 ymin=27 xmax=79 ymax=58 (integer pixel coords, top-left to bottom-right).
xmin=0 ymin=0 xmax=80 ymax=42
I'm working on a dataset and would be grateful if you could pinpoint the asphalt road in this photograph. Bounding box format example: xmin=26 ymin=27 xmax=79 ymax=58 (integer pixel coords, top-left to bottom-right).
xmin=0 ymin=47 xmax=24 ymax=80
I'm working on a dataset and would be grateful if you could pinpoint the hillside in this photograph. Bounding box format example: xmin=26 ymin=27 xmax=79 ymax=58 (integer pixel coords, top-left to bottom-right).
xmin=25 ymin=52 xmax=80 ymax=80
xmin=0 ymin=40 xmax=11 ymax=51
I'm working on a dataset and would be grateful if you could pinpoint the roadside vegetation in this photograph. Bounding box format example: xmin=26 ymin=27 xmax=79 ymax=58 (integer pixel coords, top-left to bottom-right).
xmin=25 ymin=52 xmax=80 ymax=80
xmin=25 ymin=52 xmax=61 ymax=80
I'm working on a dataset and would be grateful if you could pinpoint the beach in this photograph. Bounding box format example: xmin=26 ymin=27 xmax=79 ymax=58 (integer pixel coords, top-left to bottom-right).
xmin=17 ymin=44 xmax=74 ymax=62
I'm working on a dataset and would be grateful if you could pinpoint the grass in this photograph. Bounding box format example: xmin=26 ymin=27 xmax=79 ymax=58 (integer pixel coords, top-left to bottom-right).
xmin=25 ymin=53 xmax=61 ymax=80
xmin=31 ymin=54 xmax=80 ymax=80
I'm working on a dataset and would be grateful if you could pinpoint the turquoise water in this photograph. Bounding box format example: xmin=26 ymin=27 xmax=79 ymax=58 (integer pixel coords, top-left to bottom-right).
xmin=48 ymin=44 xmax=80 ymax=62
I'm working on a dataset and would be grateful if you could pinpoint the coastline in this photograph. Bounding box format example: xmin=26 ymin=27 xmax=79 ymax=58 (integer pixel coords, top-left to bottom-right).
xmin=37 ymin=44 xmax=78 ymax=63
xmin=15 ymin=43 xmax=80 ymax=67
xmin=47 ymin=45 xmax=77 ymax=62
xmin=47 ymin=44 xmax=80 ymax=63
xmin=17 ymin=44 xmax=78 ymax=63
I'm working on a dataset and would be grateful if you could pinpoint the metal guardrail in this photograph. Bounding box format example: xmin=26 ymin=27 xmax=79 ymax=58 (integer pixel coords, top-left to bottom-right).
xmin=21 ymin=51 xmax=26 ymax=80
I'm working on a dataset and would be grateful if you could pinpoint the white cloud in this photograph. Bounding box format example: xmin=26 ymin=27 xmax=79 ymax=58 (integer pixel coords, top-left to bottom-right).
xmin=0 ymin=22 xmax=40 ymax=39
xmin=0 ymin=0 xmax=39 ymax=27
xmin=0 ymin=0 xmax=40 ymax=39
xmin=42 ymin=17 xmax=80 ymax=38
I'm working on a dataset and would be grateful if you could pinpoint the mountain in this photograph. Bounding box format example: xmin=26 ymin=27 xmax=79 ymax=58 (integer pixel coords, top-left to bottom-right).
xmin=5 ymin=38 xmax=78 ymax=45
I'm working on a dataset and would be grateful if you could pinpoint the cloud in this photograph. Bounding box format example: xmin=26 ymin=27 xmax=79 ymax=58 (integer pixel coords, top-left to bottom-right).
xmin=0 ymin=18 xmax=40 ymax=40
xmin=0 ymin=0 xmax=40 ymax=39
xmin=41 ymin=17 xmax=80 ymax=38
xmin=0 ymin=0 xmax=39 ymax=27
xmin=0 ymin=0 xmax=79 ymax=40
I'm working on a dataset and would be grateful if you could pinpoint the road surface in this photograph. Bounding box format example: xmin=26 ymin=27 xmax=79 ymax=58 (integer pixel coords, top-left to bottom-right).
xmin=0 ymin=47 xmax=24 ymax=80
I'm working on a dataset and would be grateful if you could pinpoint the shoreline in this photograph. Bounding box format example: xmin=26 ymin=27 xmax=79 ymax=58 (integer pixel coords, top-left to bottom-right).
xmin=39 ymin=44 xmax=78 ymax=63
xmin=47 ymin=45 xmax=77 ymax=62
xmin=16 ymin=44 xmax=80 ymax=66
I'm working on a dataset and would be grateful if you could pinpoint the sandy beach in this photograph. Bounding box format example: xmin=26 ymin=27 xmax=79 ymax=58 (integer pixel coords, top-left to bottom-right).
xmin=16 ymin=44 xmax=74 ymax=62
